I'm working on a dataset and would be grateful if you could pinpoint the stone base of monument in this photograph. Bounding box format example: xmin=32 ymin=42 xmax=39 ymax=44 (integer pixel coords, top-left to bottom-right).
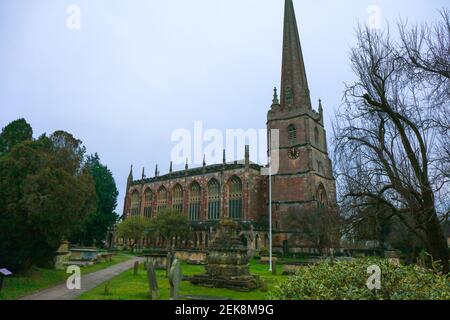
xmin=188 ymin=219 xmax=261 ymax=292
xmin=188 ymin=274 xmax=260 ymax=291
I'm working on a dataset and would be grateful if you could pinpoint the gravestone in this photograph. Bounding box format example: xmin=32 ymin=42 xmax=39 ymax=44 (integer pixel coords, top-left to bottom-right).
xmin=168 ymin=259 xmax=182 ymax=300
xmin=133 ymin=261 xmax=139 ymax=276
xmin=166 ymin=249 xmax=175 ymax=276
xmin=147 ymin=261 xmax=160 ymax=300
xmin=271 ymin=260 xmax=277 ymax=275
xmin=0 ymin=268 xmax=13 ymax=292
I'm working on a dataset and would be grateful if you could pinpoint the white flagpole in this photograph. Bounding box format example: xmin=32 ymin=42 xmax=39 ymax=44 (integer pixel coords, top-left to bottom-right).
xmin=269 ymin=130 xmax=273 ymax=272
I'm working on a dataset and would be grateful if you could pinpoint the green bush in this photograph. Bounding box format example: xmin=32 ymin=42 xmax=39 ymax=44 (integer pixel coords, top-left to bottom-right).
xmin=268 ymin=258 xmax=450 ymax=300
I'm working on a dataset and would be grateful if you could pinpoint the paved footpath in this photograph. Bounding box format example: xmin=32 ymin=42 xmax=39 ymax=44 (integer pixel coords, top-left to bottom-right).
xmin=20 ymin=256 xmax=144 ymax=300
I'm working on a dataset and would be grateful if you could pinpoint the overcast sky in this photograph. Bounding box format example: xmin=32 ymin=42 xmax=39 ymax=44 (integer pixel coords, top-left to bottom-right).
xmin=0 ymin=0 xmax=446 ymax=213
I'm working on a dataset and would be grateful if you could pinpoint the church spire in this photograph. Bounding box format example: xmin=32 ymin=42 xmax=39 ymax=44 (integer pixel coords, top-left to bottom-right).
xmin=280 ymin=0 xmax=311 ymax=111
xmin=127 ymin=165 xmax=133 ymax=187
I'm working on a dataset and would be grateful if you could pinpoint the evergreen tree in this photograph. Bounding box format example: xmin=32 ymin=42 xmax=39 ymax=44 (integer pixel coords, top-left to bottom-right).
xmin=71 ymin=153 xmax=119 ymax=246
xmin=0 ymin=118 xmax=33 ymax=155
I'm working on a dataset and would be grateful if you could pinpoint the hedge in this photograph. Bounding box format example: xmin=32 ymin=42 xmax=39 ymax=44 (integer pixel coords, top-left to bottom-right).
xmin=268 ymin=258 xmax=450 ymax=300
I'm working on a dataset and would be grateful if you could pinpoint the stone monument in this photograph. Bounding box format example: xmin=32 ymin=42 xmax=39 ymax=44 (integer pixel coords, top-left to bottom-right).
xmin=189 ymin=218 xmax=260 ymax=291
xmin=168 ymin=259 xmax=182 ymax=300
xmin=166 ymin=248 xmax=175 ymax=276
xmin=147 ymin=261 xmax=160 ymax=300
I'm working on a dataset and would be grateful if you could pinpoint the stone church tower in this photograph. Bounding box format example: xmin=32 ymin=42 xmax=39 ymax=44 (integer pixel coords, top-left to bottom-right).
xmin=268 ymin=0 xmax=337 ymax=251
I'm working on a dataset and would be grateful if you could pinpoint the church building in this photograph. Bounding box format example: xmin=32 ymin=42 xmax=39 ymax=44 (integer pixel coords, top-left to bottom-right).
xmin=122 ymin=0 xmax=337 ymax=255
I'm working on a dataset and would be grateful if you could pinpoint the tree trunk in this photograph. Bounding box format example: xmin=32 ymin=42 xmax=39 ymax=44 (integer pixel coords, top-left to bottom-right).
xmin=423 ymin=213 xmax=449 ymax=273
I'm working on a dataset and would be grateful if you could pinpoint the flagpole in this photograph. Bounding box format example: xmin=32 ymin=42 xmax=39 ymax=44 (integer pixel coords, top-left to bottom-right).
xmin=269 ymin=131 xmax=273 ymax=272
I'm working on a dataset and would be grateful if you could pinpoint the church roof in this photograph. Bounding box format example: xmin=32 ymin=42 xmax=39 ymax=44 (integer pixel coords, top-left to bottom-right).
xmin=131 ymin=161 xmax=262 ymax=186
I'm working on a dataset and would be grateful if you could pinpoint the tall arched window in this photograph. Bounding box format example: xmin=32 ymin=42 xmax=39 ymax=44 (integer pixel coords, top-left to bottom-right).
xmin=314 ymin=127 xmax=320 ymax=146
xmin=157 ymin=187 xmax=167 ymax=213
xmin=143 ymin=189 xmax=153 ymax=217
xmin=172 ymin=184 xmax=183 ymax=213
xmin=229 ymin=176 xmax=243 ymax=219
xmin=288 ymin=124 xmax=297 ymax=146
xmin=189 ymin=182 xmax=201 ymax=221
xmin=208 ymin=179 xmax=220 ymax=220
xmin=317 ymin=184 xmax=328 ymax=209
xmin=130 ymin=191 xmax=140 ymax=216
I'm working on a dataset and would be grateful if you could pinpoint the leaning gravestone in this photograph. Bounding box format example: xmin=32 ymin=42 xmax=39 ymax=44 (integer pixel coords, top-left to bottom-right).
xmin=133 ymin=261 xmax=139 ymax=276
xmin=147 ymin=261 xmax=160 ymax=300
xmin=166 ymin=250 xmax=174 ymax=277
xmin=168 ymin=259 xmax=182 ymax=300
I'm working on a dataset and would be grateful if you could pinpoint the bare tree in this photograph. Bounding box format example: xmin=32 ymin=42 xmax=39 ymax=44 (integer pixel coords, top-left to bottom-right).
xmin=334 ymin=11 xmax=450 ymax=273
xmin=399 ymin=9 xmax=450 ymax=212
xmin=398 ymin=9 xmax=450 ymax=100
xmin=284 ymin=206 xmax=341 ymax=256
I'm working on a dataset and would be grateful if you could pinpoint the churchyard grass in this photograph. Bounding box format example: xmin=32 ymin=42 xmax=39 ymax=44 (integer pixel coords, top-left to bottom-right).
xmin=0 ymin=253 xmax=132 ymax=300
xmin=78 ymin=259 xmax=287 ymax=300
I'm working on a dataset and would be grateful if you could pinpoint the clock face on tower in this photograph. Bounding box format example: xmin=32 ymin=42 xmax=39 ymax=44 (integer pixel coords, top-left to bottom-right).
xmin=288 ymin=147 xmax=299 ymax=159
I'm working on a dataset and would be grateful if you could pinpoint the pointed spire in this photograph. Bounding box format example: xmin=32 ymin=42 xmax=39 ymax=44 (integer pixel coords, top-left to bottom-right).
xmin=245 ymin=145 xmax=250 ymax=166
xmin=280 ymin=0 xmax=311 ymax=110
xmin=185 ymin=158 xmax=189 ymax=170
xmin=127 ymin=165 xmax=133 ymax=184
xmin=141 ymin=167 xmax=145 ymax=180
xmin=155 ymin=164 xmax=158 ymax=177
xmin=318 ymin=99 xmax=324 ymax=124
xmin=203 ymin=155 xmax=206 ymax=167
xmin=223 ymin=149 xmax=226 ymax=164
xmin=169 ymin=161 xmax=173 ymax=173
xmin=272 ymin=87 xmax=279 ymax=106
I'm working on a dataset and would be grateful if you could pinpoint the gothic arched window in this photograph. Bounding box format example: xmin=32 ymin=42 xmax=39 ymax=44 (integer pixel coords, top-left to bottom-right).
xmin=157 ymin=187 xmax=167 ymax=213
xmin=229 ymin=176 xmax=243 ymax=219
xmin=143 ymin=189 xmax=153 ymax=217
xmin=317 ymin=184 xmax=328 ymax=209
xmin=208 ymin=179 xmax=220 ymax=220
xmin=172 ymin=184 xmax=183 ymax=213
xmin=130 ymin=191 xmax=140 ymax=216
xmin=288 ymin=124 xmax=297 ymax=146
xmin=314 ymin=127 xmax=320 ymax=146
xmin=189 ymin=182 xmax=201 ymax=221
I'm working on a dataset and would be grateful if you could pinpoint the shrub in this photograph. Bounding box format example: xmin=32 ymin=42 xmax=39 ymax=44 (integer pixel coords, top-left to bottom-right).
xmin=268 ymin=258 xmax=450 ymax=300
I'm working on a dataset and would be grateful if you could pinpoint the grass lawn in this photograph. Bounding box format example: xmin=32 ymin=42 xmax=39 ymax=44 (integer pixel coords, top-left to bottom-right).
xmin=0 ymin=253 xmax=132 ymax=300
xmin=77 ymin=259 xmax=289 ymax=300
